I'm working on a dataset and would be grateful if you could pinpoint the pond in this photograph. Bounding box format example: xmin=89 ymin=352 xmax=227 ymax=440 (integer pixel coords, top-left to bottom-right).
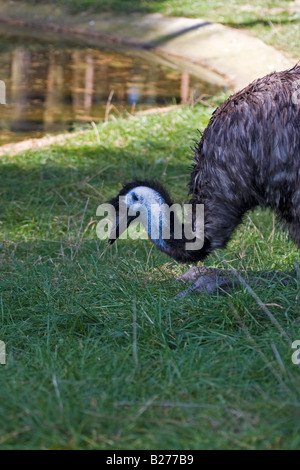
xmin=0 ymin=26 xmax=226 ymax=146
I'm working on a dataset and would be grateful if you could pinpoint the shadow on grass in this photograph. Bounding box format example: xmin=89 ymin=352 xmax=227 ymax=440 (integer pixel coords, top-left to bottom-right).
xmin=223 ymin=16 xmax=300 ymax=29
xmin=0 ymin=143 xmax=191 ymax=241
xmin=26 ymin=0 xmax=170 ymax=15
xmin=145 ymin=21 xmax=212 ymax=48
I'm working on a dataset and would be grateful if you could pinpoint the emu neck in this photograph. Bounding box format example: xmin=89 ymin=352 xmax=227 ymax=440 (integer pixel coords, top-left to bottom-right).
xmin=139 ymin=190 xmax=171 ymax=250
xmin=140 ymin=190 xmax=206 ymax=263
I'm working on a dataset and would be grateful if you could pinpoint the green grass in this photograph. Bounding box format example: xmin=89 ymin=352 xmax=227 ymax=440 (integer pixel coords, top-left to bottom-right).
xmin=24 ymin=0 xmax=300 ymax=58
xmin=1 ymin=102 xmax=300 ymax=449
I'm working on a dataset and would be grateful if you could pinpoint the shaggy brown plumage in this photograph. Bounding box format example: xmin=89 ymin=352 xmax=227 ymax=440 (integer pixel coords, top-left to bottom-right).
xmin=188 ymin=64 xmax=300 ymax=262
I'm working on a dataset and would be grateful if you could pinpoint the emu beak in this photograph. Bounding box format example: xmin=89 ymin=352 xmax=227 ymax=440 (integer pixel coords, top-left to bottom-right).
xmin=108 ymin=213 xmax=138 ymax=245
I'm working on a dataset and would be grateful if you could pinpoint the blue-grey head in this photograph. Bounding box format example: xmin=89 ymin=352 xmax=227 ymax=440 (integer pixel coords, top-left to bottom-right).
xmin=108 ymin=180 xmax=173 ymax=247
xmin=107 ymin=179 xmax=209 ymax=262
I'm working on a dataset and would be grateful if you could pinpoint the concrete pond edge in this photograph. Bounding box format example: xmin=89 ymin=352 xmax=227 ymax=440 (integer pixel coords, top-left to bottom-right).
xmin=0 ymin=3 xmax=297 ymax=155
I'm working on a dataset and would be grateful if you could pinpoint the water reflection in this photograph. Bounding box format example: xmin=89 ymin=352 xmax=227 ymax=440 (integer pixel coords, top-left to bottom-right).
xmin=0 ymin=33 xmax=223 ymax=145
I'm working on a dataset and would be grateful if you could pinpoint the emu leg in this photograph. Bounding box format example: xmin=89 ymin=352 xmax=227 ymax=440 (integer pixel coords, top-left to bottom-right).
xmin=176 ymin=266 xmax=236 ymax=283
xmin=175 ymin=266 xmax=290 ymax=298
xmin=175 ymin=267 xmax=240 ymax=298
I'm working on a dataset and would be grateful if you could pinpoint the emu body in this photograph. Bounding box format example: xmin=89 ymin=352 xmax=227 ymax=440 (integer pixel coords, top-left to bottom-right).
xmin=188 ymin=65 xmax=300 ymax=261
xmin=109 ymin=66 xmax=300 ymax=293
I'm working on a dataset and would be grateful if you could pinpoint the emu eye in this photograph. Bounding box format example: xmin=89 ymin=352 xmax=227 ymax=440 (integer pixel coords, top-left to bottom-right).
xmin=132 ymin=192 xmax=138 ymax=202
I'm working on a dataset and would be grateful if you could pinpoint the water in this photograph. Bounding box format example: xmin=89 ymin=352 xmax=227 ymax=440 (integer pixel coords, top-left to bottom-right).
xmin=0 ymin=27 xmax=224 ymax=146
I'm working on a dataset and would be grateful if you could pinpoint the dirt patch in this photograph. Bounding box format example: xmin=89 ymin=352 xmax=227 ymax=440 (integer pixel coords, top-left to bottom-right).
xmin=0 ymin=105 xmax=183 ymax=157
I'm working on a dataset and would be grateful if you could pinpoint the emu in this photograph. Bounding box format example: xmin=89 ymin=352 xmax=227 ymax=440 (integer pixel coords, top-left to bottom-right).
xmin=108 ymin=65 xmax=300 ymax=295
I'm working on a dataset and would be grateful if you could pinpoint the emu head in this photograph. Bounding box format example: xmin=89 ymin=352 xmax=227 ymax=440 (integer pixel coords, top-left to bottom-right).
xmin=108 ymin=180 xmax=173 ymax=245
xmin=107 ymin=180 xmax=207 ymax=262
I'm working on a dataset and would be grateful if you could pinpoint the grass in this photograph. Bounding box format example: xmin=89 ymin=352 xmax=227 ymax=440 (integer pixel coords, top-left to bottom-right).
xmin=24 ymin=0 xmax=300 ymax=58
xmin=0 ymin=101 xmax=300 ymax=449
xmin=1 ymin=0 xmax=300 ymax=451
